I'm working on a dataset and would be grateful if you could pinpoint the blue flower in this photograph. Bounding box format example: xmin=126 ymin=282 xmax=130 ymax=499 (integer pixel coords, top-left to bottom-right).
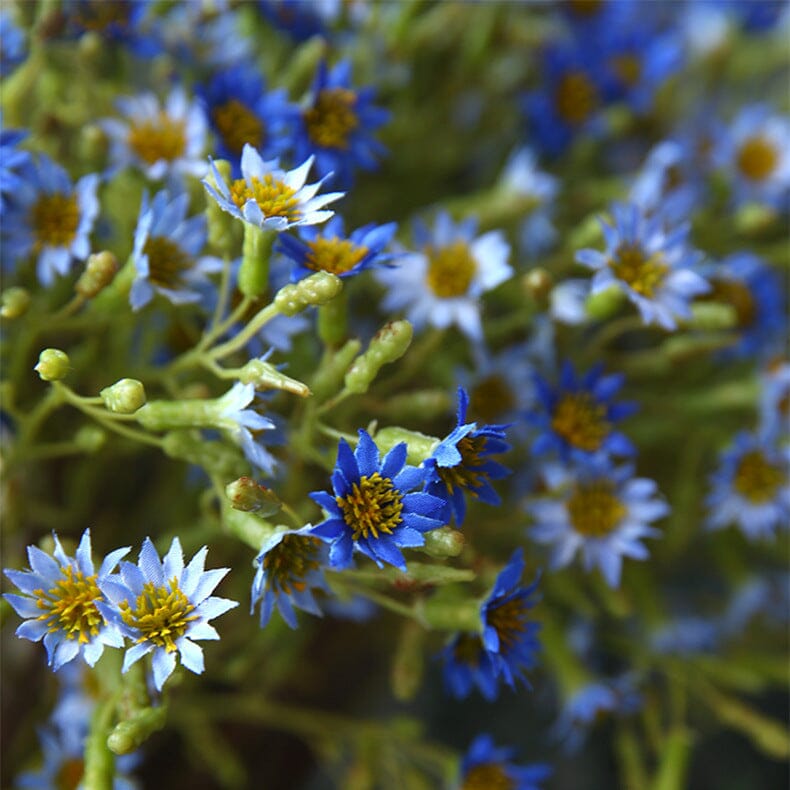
xmin=63 ymin=0 xmax=160 ymax=57
xmin=101 ymin=87 xmax=208 ymax=184
xmin=1 ymin=154 xmax=99 ymax=285
xmin=649 ymin=616 xmax=720 ymax=656
xmin=441 ymin=549 xmax=540 ymax=700
xmin=528 ymin=361 xmax=637 ymax=461
xmin=0 ymin=126 xmax=32 ymax=214
xmin=424 ymin=387 xmax=511 ymax=525
xmin=129 ymin=190 xmax=223 ymax=311
xmin=98 ymin=537 xmax=238 ymax=691
xmin=3 ymin=529 xmax=129 ymax=671
xmin=759 ymin=361 xmax=790 ymax=442
xmin=257 ymin=0 xmax=328 ymax=41
xmin=216 ymin=382 xmax=277 ymax=475
xmin=293 ymin=59 xmax=390 ymax=186
xmin=576 ymin=202 xmax=710 ymax=330
xmin=702 ymin=252 xmax=786 ymax=360
xmin=527 ymin=459 xmax=667 ymax=588
xmin=203 ymin=144 xmax=343 ymax=232
xmin=376 ymin=211 xmax=513 ymax=342
xmin=251 ymin=524 xmax=330 ymax=629
xmin=198 ymin=64 xmax=298 ymax=175
xmin=705 ymin=430 xmax=790 ymax=540
xmin=458 ymin=734 xmax=550 ymax=790
xmin=0 ymin=10 xmax=26 ymax=77
xmin=277 ymin=214 xmax=397 ymax=280
xmin=309 ymin=429 xmax=447 ymax=571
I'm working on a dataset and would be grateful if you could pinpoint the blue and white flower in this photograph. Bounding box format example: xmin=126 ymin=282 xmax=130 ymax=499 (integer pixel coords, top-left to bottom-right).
xmin=3 ymin=529 xmax=128 ymax=670
xmin=758 ymin=361 xmax=790 ymax=441
xmin=98 ymin=537 xmax=238 ymax=691
xmin=458 ymin=734 xmax=550 ymax=790
xmin=251 ymin=524 xmax=330 ymax=629
xmin=705 ymin=430 xmax=790 ymax=540
xmin=0 ymin=126 xmax=32 ymax=214
xmin=527 ymin=460 xmax=668 ymax=588
xmin=376 ymin=211 xmax=512 ymax=342
xmin=1 ymin=154 xmax=99 ymax=285
xmin=576 ymin=202 xmax=710 ymax=330
xmin=129 ymin=189 xmax=223 ymax=311
xmin=0 ymin=9 xmax=26 ymax=77
xmin=309 ymin=429 xmax=447 ymax=571
xmin=203 ymin=144 xmax=343 ymax=232
xmin=216 ymin=382 xmax=277 ymax=475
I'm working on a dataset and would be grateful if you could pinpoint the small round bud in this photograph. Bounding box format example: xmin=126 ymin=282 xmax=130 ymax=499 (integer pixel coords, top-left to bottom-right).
xmin=75 ymin=425 xmax=107 ymax=453
xmin=522 ymin=268 xmax=554 ymax=303
xmin=585 ymin=285 xmax=626 ymax=321
xmin=225 ymin=477 xmax=281 ymax=516
xmin=100 ymin=379 xmax=146 ymax=414
xmin=76 ymin=251 xmax=119 ymax=298
xmin=274 ymin=272 xmax=342 ymax=316
xmin=34 ymin=349 xmax=70 ymax=381
xmin=1 ymin=287 xmax=31 ymax=319
xmin=345 ymin=321 xmax=413 ymax=394
xmin=421 ymin=526 xmax=465 ymax=559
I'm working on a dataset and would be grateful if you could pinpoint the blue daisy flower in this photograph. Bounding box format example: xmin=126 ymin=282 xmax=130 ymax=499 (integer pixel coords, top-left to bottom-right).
xmin=705 ymin=430 xmax=790 ymax=540
xmin=458 ymin=734 xmax=550 ymax=790
xmin=98 ymin=537 xmax=238 ymax=691
xmin=293 ymin=59 xmax=390 ymax=187
xmin=441 ymin=549 xmax=541 ymax=701
xmin=527 ymin=459 xmax=667 ymax=588
xmin=101 ymin=87 xmax=208 ymax=184
xmin=376 ymin=211 xmax=513 ymax=342
xmin=576 ymin=202 xmax=710 ymax=330
xmin=702 ymin=252 xmax=786 ymax=361
xmin=715 ymin=104 xmax=790 ymax=210
xmin=203 ymin=144 xmax=343 ymax=232
xmin=0 ymin=10 xmax=26 ymax=77
xmin=63 ymin=0 xmax=160 ymax=57
xmin=129 ymin=189 xmax=223 ymax=311
xmin=3 ymin=529 xmax=129 ymax=671
xmin=424 ymin=387 xmax=511 ymax=526
xmin=251 ymin=523 xmax=330 ymax=629
xmin=309 ymin=429 xmax=447 ymax=571
xmin=649 ymin=615 xmax=720 ymax=656
xmin=277 ymin=214 xmax=397 ymax=281
xmin=1 ymin=154 xmax=99 ymax=285
xmin=759 ymin=361 xmax=790 ymax=442
xmin=257 ymin=0 xmax=328 ymax=41
xmin=198 ymin=64 xmax=298 ymax=176
xmin=0 ymin=126 xmax=33 ymax=214
xmin=528 ymin=361 xmax=638 ymax=461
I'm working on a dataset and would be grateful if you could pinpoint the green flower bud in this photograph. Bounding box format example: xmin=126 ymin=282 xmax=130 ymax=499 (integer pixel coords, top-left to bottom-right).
xmin=34 ymin=348 xmax=70 ymax=381
xmin=585 ymin=285 xmax=626 ymax=320
xmin=238 ymin=358 xmax=310 ymax=397
xmin=344 ymin=321 xmax=413 ymax=394
xmin=1 ymin=287 xmax=31 ymax=318
xmin=274 ymin=271 xmax=342 ymax=316
xmin=375 ymin=426 xmax=438 ymax=466
xmin=225 ymin=477 xmax=281 ymax=516
xmin=239 ymin=226 xmax=275 ymax=298
xmin=76 ymin=251 xmax=119 ymax=298
xmin=100 ymin=378 xmax=146 ymax=414
xmin=378 ymin=389 xmax=453 ymax=421
xmin=688 ymin=302 xmax=738 ymax=331
xmin=317 ymin=290 xmax=348 ymax=348
xmin=74 ymin=425 xmax=106 ymax=453
xmin=420 ymin=526 xmax=465 ymax=559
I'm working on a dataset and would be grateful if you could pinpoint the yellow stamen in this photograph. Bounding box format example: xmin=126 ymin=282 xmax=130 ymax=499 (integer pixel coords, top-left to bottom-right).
xmin=336 ymin=472 xmax=404 ymax=540
xmin=263 ymin=535 xmax=322 ymax=595
xmin=555 ymin=71 xmax=598 ymax=126
xmin=486 ymin=596 xmax=530 ymax=653
xmin=426 ymin=241 xmax=476 ymax=298
xmin=212 ymin=99 xmax=265 ymax=156
xmin=551 ymin=393 xmax=610 ymax=452
xmin=470 ymin=375 xmax=516 ymax=423
xmin=34 ymin=566 xmax=103 ymax=644
xmin=736 ymin=136 xmax=778 ymax=182
xmin=437 ymin=435 xmax=489 ymax=495
xmin=610 ymin=53 xmax=642 ymax=87
xmin=567 ymin=481 xmax=627 ymax=537
xmin=142 ymin=236 xmax=193 ymax=289
xmin=31 ymin=193 xmax=80 ymax=248
xmin=128 ymin=114 xmax=187 ymax=165
xmin=305 ymin=88 xmax=359 ymax=150
xmin=305 ymin=236 xmax=368 ymax=275
xmin=230 ymin=174 xmax=301 ymax=221
xmin=733 ymin=450 xmax=784 ymax=504
xmin=462 ymin=763 xmax=514 ymax=790
xmin=610 ymin=242 xmax=669 ymax=297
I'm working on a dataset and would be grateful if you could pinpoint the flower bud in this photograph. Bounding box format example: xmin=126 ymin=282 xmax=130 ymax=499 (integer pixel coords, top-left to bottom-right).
xmin=239 ymin=358 xmax=310 ymax=398
xmin=420 ymin=526 xmax=465 ymax=559
xmin=310 ymin=338 xmax=362 ymax=402
xmin=375 ymin=426 xmax=438 ymax=466
xmin=74 ymin=425 xmax=106 ymax=453
xmin=107 ymin=706 xmax=167 ymax=755
xmin=34 ymin=348 xmax=70 ymax=381
xmin=522 ymin=268 xmax=554 ymax=303
xmin=76 ymin=251 xmax=119 ymax=298
xmin=225 ymin=477 xmax=282 ymax=516
xmin=274 ymin=272 xmax=342 ymax=316
xmin=585 ymin=285 xmax=626 ymax=320
xmin=1 ymin=287 xmax=31 ymax=319
xmin=344 ymin=321 xmax=413 ymax=394
xmin=100 ymin=379 xmax=146 ymax=414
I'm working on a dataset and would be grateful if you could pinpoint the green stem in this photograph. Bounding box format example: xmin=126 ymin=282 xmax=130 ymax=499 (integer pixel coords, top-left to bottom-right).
xmin=207 ymin=303 xmax=280 ymax=362
xmin=82 ymin=698 xmax=117 ymax=790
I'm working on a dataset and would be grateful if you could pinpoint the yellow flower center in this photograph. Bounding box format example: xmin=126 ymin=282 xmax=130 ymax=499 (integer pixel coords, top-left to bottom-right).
xmin=555 ymin=71 xmax=598 ymax=126
xmin=119 ymin=578 xmax=198 ymax=652
xmin=305 ymin=236 xmax=369 ymax=275
xmin=611 ymin=53 xmax=643 ymax=87
xmin=610 ymin=243 xmax=669 ymax=297
xmin=142 ymin=235 xmax=193 ymax=289
xmin=567 ymin=481 xmax=627 ymax=537
xmin=56 ymin=758 xmax=85 ymax=790
xmin=128 ymin=113 xmax=187 ymax=165
xmin=263 ymin=534 xmax=322 ymax=594
xmin=35 ymin=566 xmax=103 ymax=644
xmin=706 ymin=278 xmax=756 ymax=329
xmin=551 ymin=393 xmax=610 ymax=452
xmin=31 ymin=193 xmax=81 ymax=248
xmin=212 ymin=99 xmax=265 ymax=156
xmin=566 ymin=0 xmax=604 ymax=16
xmin=73 ymin=0 xmax=132 ymax=30
xmin=453 ymin=632 xmax=484 ymax=665
xmin=230 ymin=174 xmax=301 ymax=221
xmin=305 ymin=88 xmax=359 ymax=150
xmin=733 ymin=450 xmax=784 ymax=504
xmin=486 ymin=596 xmax=530 ymax=653
xmin=437 ymin=434 xmax=489 ymax=495
xmin=336 ymin=472 xmax=404 ymax=541
xmin=736 ymin=135 xmax=778 ymax=182
xmin=426 ymin=241 xmax=476 ymax=298
xmin=462 ymin=763 xmax=514 ymax=790
xmin=469 ymin=375 xmax=516 ymax=423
